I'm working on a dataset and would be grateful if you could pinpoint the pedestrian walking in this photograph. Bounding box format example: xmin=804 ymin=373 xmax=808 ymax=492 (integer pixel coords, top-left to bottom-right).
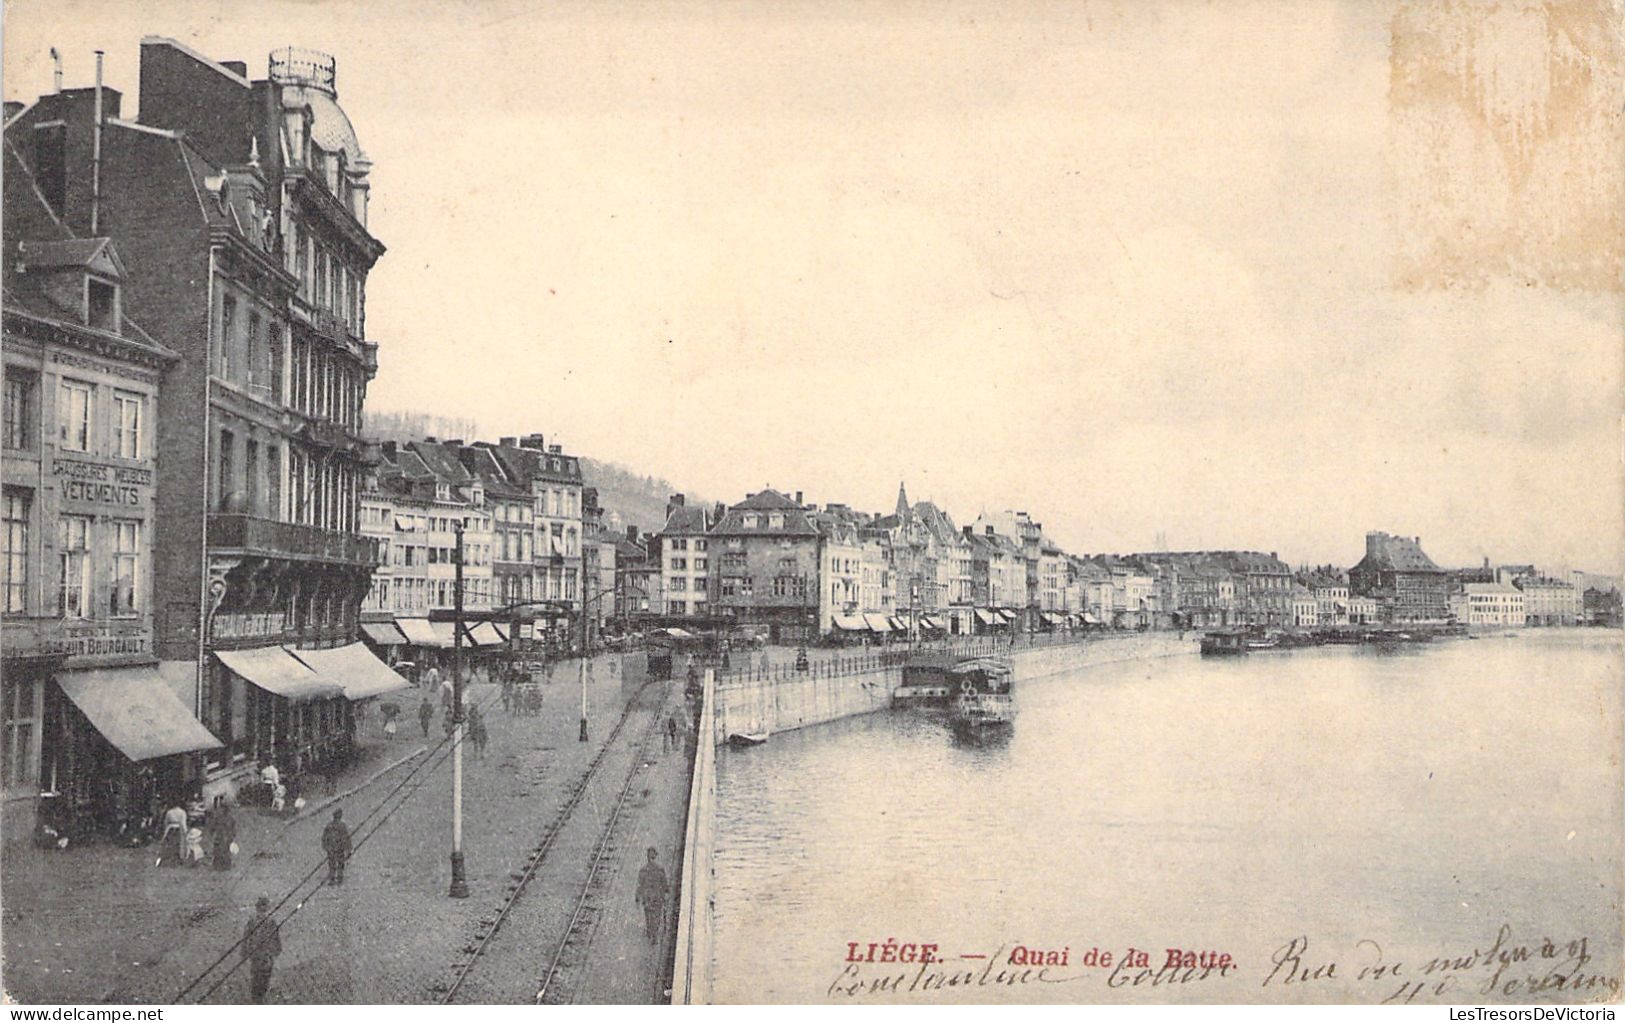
xmin=635 ymin=847 xmax=668 ymax=943
xmin=209 ymin=802 xmax=237 ymax=871
xmin=665 ymin=714 xmax=678 ymax=752
xmin=157 ymin=801 xmax=187 ymax=867
xmin=383 ymin=713 xmax=398 ymax=741
xmin=471 ymin=715 xmax=488 ymax=760
xmin=242 ymin=896 xmax=282 ymax=1003
xmin=419 ymin=696 xmax=434 ymax=738
xmin=321 ymin=808 xmax=352 ymax=886
xmin=423 ymin=664 xmax=440 ymax=692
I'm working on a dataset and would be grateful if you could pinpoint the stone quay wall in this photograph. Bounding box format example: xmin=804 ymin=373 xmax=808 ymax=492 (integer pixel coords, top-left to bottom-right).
xmin=711 ymin=632 xmax=1198 ymax=744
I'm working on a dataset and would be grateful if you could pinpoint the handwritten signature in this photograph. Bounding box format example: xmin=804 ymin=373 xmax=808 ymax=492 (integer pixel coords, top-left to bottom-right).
xmin=1262 ymin=927 xmax=1619 ymax=1002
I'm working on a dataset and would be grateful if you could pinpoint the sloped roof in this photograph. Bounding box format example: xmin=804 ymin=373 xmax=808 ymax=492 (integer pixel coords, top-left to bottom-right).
xmin=1352 ymin=533 xmax=1442 ymax=575
xmin=406 ymin=440 xmax=473 ymax=485
xmin=659 ymin=504 xmax=710 ymax=536
xmin=711 ymin=490 xmax=817 ymax=537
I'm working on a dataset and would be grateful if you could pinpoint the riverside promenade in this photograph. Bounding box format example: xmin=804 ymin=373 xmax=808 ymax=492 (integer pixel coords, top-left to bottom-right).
xmin=0 ymin=650 xmax=695 ymax=1005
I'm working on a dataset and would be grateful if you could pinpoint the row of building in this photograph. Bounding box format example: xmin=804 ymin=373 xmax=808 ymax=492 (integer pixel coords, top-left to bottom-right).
xmin=640 ymin=495 xmax=1604 ymax=641
xmin=2 ymin=40 xmax=408 ymax=833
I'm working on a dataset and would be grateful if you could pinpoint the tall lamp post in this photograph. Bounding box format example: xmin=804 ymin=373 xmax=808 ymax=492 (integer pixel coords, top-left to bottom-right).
xmin=448 ymin=519 xmax=469 ymax=898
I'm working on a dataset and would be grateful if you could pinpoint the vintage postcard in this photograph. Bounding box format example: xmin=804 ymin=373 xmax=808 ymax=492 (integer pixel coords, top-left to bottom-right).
xmin=1 ymin=0 xmax=1621 ymax=1009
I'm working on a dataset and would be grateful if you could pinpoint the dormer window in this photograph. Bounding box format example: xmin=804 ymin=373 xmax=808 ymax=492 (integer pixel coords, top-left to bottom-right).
xmin=87 ymin=278 xmax=119 ymax=333
xmin=769 ymin=513 xmax=784 ymax=529
xmin=742 ymin=514 xmax=759 ymax=529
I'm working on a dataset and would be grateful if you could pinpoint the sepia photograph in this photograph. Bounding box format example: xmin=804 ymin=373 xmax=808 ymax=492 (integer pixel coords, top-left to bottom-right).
xmin=0 ymin=0 xmax=1621 ymax=1009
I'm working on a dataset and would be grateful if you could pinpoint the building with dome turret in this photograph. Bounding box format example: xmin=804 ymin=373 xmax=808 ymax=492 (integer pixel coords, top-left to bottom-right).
xmin=3 ymin=39 xmax=398 ymax=805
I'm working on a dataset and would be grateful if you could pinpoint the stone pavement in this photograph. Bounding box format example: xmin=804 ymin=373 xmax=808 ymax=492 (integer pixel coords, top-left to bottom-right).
xmin=0 ymin=650 xmax=687 ymax=1004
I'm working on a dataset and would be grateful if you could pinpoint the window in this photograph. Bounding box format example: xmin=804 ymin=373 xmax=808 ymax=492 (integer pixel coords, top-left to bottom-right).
xmin=742 ymin=514 xmax=758 ymax=528
xmin=217 ymin=430 xmax=235 ymax=511
xmin=3 ymin=674 xmax=37 ymax=788
xmin=246 ymin=312 xmax=261 ymax=391
xmin=220 ymin=295 xmax=236 ymax=380
xmin=112 ymin=391 xmax=142 ymax=460
xmin=57 ymin=515 xmax=91 ymax=617
xmin=111 ymin=520 xmax=139 ymax=616
xmin=4 ymin=371 xmax=37 ymax=450
xmin=58 ymin=380 xmax=91 ymax=452
xmin=87 ymin=278 xmax=118 ymax=332
xmin=672 ymin=578 xmax=686 ymax=592
xmin=769 ymin=513 xmax=784 ymax=529
xmin=672 ymin=538 xmax=686 ymax=551
xmin=694 ymin=540 xmax=707 ymax=552
xmin=670 ymin=557 xmax=687 ymax=571
xmin=3 ymin=489 xmax=30 ymax=613
xmin=695 ymin=557 xmax=707 ymax=571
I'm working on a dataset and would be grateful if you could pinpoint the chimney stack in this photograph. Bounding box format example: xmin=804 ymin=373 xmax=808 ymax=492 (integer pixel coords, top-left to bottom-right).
xmin=425 ymin=435 xmax=437 ymax=444
xmin=549 ymin=444 xmax=562 ymax=454
xmin=500 ymin=436 xmax=517 ymax=447
xmin=221 ymin=60 xmax=248 ymax=77
xmin=626 ymin=525 xmax=639 ymax=542
xmin=795 ymin=490 xmax=803 ymax=506
xmin=520 ymin=433 xmax=545 ymax=450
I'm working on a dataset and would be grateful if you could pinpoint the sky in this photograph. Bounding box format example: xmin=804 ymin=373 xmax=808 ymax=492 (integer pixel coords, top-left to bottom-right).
xmin=5 ymin=0 xmax=1622 ymax=573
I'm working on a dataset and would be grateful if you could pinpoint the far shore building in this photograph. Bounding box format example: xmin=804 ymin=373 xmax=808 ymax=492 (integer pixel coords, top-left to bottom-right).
xmin=1463 ymin=582 xmax=1525 ymax=627
xmin=1348 ymin=531 xmax=1449 ymax=623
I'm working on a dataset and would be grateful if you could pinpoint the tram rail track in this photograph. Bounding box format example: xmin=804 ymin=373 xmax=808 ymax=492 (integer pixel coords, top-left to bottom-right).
xmin=533 ymin=702 xmax=667 ymax=1004
xmin=432 ymin=679 xmax=658 ymax=1004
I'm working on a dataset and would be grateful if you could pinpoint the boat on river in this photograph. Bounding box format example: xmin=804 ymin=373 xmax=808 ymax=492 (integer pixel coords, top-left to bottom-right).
xmin=726 ymin=731 xmax=770 ymax=748
xmin=1200 ymin=630 xmax=1248 ymax=656
xmin=948 ymin=657 xmax=1014 ymax=735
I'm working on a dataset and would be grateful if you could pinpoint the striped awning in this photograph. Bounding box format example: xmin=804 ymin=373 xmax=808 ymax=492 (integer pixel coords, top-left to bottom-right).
xmin=831 ymin=615 xmax=867 ymax=631
xmin=863 ymin=614 xmax=893 ymax=633
xmin=975 ymin=609 xmax=997 ymax=625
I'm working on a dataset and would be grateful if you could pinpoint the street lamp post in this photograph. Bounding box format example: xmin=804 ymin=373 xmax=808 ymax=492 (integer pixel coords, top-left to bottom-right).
xmin=578 ymin=544 xmax=589 ymax=742
xmin=448 ymin=519 xmax=469 ymax=899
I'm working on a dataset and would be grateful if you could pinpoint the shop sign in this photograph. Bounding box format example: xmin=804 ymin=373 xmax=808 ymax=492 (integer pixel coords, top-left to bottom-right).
xmin=212 ymin=612 xmax=288 ymax=641
xmin=2 ymin=618 xmax=150 ymax=661
xmin=53 ymin=458 xmax=153 ymax=508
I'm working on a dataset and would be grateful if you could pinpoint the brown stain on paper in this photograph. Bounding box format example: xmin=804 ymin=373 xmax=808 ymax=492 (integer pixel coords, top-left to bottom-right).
xmin=1389 ymin=0 xmax=1625 ymax=292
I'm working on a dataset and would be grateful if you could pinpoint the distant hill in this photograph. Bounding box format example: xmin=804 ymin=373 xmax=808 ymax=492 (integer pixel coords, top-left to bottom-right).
xmin=364 ymin=409 xmax=703 ymax=537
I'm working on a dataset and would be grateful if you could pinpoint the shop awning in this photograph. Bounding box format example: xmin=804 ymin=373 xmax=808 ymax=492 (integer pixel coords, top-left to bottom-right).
xmin=975 ymin=609 xmax=997 ymax=625
xmin=54 ymin=666 xmax=222 ymax=762
xmin=1083 ymin=613 xmax=1102 ymax=624
xmin=394 ymin=515 xmax=415 ymax=531
xmin=996 ymin=609 xmax=1018 ymax=623
xmin=831 ymin=615 xmax=867 ymax=631
xmin=920 ymin=615 xmax=945 ymax=630
xmin=863 ymin=614 xmax=892 ymax=633
xmin=665 ymin=627 xmax=695 ymax=640
xmin=215 ymin=646 xmax=342 ymax=703
xmin=362 ymin=622 xmax=407 ymax=646
xmin=395 ymin=618 xmax=444 ymax=647
xmin=888 ymin=617 xmax=908 ymax=632
xmin=430 ymin=621 xmax=458 ymax=647
xmin=490 ymin=622 xmax=510 ymax=642
xmin=286 ymin=643 xmax=412 ymax=701
xmin=1042 ymin=612 xmax=1066 ymax=626
xmin=467 ymin=622 xmax=505 ymax=647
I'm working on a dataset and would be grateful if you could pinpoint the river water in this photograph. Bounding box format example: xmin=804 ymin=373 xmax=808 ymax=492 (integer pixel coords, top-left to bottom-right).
xmin=710 ymin=630 xmax=1623 ymax=1004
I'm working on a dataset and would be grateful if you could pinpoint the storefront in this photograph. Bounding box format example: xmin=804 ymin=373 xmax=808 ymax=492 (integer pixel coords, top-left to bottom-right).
xmin=42 ymin=665 xmax=222 ymax=840
xmin=212 ymin=646 xmax=345 ymax=795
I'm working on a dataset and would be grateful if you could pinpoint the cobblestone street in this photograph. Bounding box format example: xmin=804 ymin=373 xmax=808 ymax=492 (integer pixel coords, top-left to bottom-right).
xmin=1 ymin=653 xmax=689 ymax=1004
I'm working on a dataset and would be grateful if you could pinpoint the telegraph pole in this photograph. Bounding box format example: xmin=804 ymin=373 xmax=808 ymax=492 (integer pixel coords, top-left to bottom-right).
xmin=448 ymin=519 xmax=469 ymax=898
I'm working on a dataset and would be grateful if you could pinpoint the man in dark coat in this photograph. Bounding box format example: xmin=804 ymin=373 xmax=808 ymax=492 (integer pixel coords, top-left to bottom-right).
xmin=418 ymin=696 xmax=434 ymax=739
xmin=209 ymin=802 xmax=237 ymax=870
xmin=634 ymin=846 xmax=668 ymax=943
xmin=321 ymin=808 xmax=352 ymax=886
xmin=242 ymin=896 xmax=282 ymax=1003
